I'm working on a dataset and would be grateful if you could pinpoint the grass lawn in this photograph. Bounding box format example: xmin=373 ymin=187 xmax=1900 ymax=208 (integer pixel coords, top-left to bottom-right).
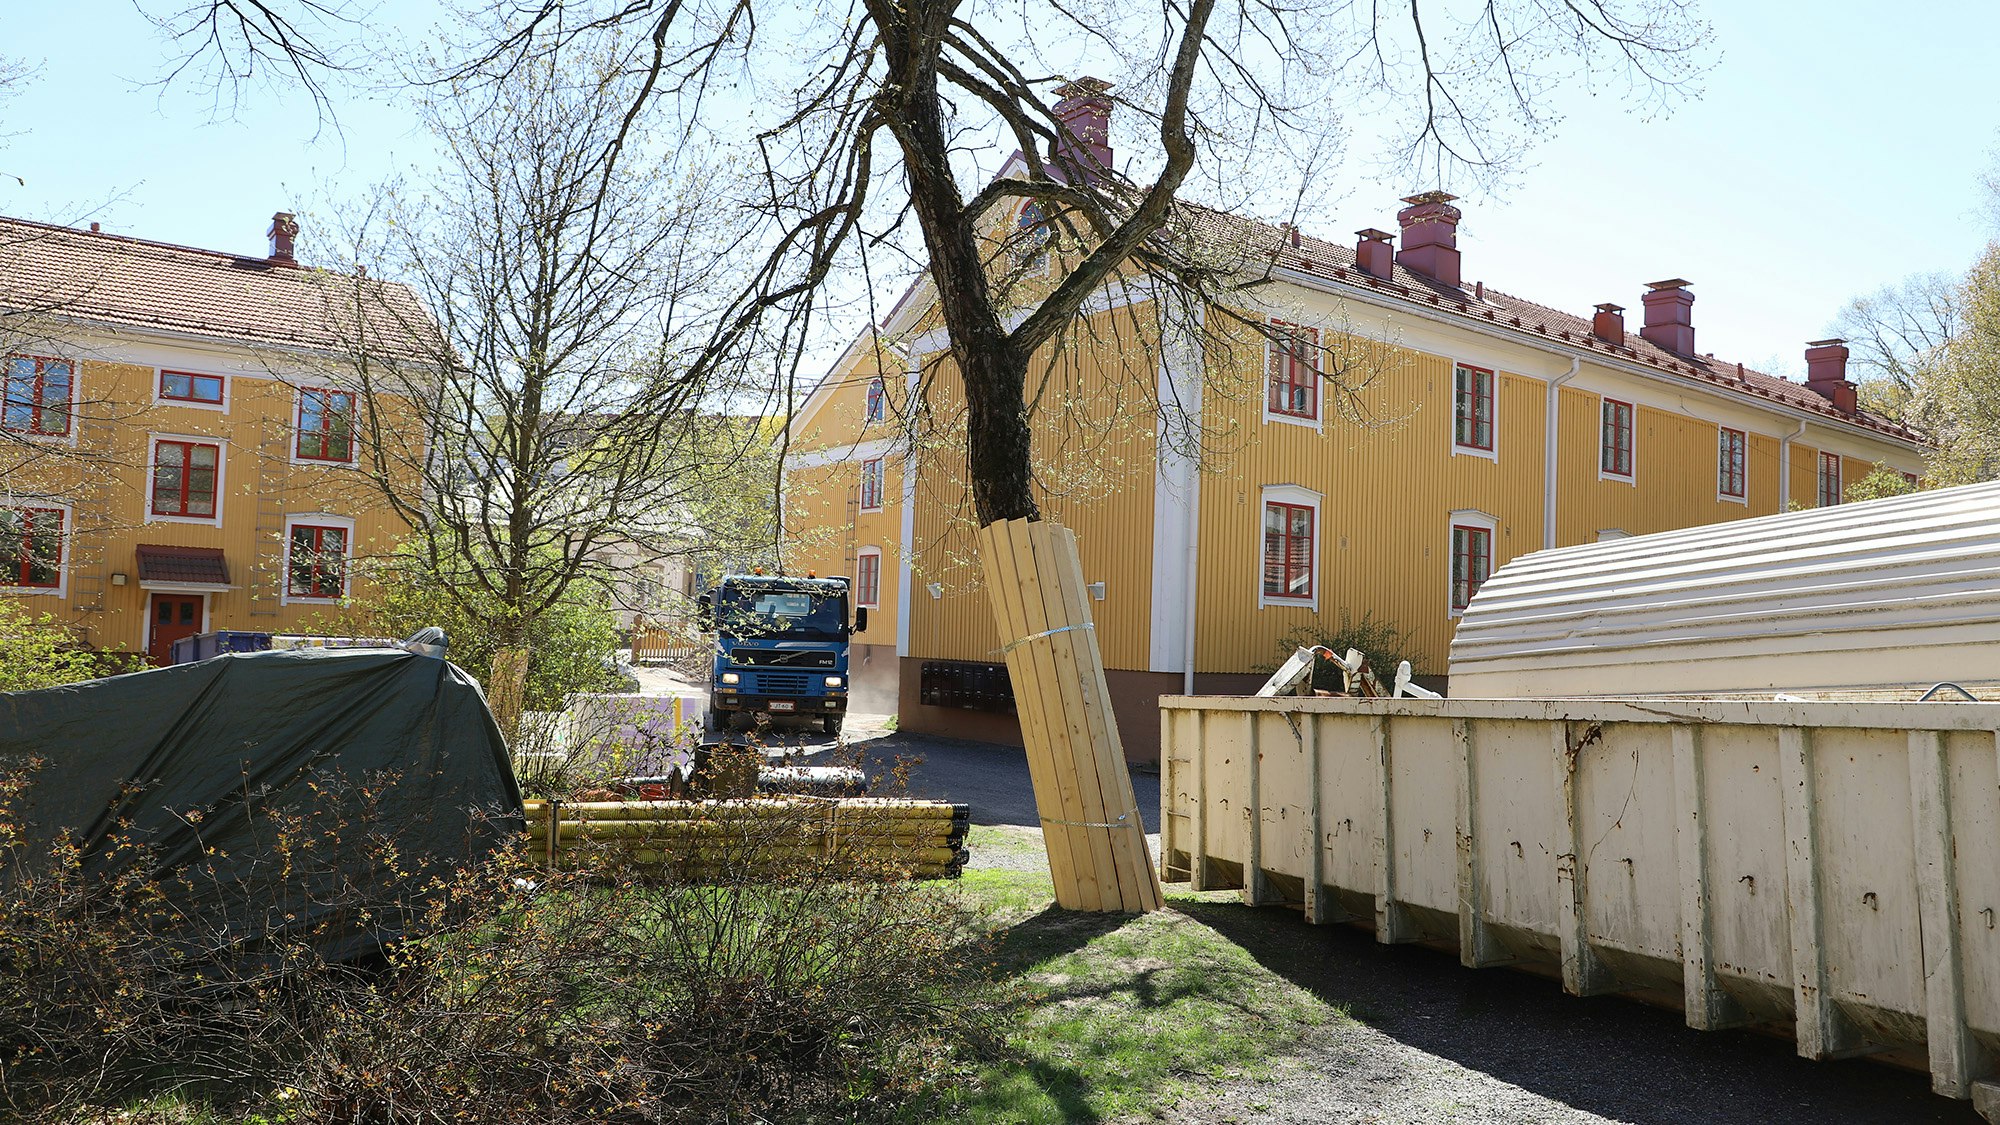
xmin=930 ymin=825 xmax=1349 ymax=1123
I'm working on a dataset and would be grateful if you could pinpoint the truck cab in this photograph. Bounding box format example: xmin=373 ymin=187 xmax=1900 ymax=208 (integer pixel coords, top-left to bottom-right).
xmin=699 ymin=574 xmax=867 ymax=736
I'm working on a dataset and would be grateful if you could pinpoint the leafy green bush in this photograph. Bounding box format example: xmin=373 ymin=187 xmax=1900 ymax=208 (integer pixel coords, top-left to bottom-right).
xmin=0 ymin=600 xmax=101 ymax=693
xmin=330 ymin=540 xmax=625 ymax=711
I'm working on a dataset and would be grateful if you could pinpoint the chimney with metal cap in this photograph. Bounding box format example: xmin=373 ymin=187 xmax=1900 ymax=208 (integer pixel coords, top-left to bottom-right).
xmin=1805 ymin=338 xmax=1857 ymax=413
xmin=1355 ymin=228 xmax=1394 ymax=279
xmin=1591 ymin=303 xmax=1625 ymax=346
xmin=1640 ymin=278 xmax=1694 ymax=354
xmin=1051 ymin=78 xmax=1113 ymax=184
xmin=268 ymin=211 xmax=300 ymax=263
xmin=1394 ymin=191 xmax=1461 ymax=287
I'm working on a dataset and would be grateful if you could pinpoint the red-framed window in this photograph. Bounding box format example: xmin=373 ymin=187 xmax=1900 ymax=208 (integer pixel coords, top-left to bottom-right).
xmin=160 ymin=369 xmax=225 ymax=405
xmin=1601 ymin=398 xmax=1634 ymax=477
xmin=855 ymin=549 xmax=881 ymax=608
xmin=1266 ymin=322 xmax=1319 ymax=421
xmin=1261 ymin=501 xmax=1314 ymax=601
xmin=1818 ymin=452 xmax=1842 ymax=507
xmin=864 ymin=377 xmax=886 ymax=424
xmin=1451 ymin=524 xmax=1492 ymax=611
xmin=859 ymin=458 xmax=885 ymax=511
xmin=0 ymin=507 xmax=62 ymax=588
xmin=3 ymin=354 xmax=73 ymax=437
xmin=288 ymin=524 xmax=349 ymax=598
xmin=1718 ymin=427 xmax=1747 ymax=498
xmin=151 ymin=440 xmax=221 ymax=518
xmin=296 ymin=387 xmax=357 ymax=462
xmin=1454 ymin=363 xmax=1494 ymax=450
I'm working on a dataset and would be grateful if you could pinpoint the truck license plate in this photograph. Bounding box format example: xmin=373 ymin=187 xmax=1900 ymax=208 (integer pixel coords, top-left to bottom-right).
xmin=768 ymin=700 xmax=796 ymax=712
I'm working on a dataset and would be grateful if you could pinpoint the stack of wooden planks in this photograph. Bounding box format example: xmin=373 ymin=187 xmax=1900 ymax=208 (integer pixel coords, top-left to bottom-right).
xmin=521 ymin=797 xmax=971 ymax=880
xmin=977 ymin=518 xmax=1162 ymax=912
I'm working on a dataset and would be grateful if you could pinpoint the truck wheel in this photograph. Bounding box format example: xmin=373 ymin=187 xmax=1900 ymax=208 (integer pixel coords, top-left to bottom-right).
xmin=821 ymin=714 xmax=844 ymax=737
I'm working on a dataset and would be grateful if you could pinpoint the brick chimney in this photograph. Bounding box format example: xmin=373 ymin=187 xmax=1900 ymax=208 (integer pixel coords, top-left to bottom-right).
xmin=1394 ymin=191 xmax=1461 ymax=287
xmin=1805 ymin=338 xmax=1857 ymax=413
xmin=1051 ymin=78 xmax=1113 ymax=184
xmin=1591 ymin=303 xmax=1625 ymax=346
xmin=1355 ymin=228 xmax=1394 ymax=279
xmin=1640 ymin=278 xmax=1694 ymax=355
xmin=267 ymin=211 xmax=300 ymax=263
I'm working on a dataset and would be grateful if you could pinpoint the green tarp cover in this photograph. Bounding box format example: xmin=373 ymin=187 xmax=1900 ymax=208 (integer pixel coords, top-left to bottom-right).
xmin=0 ymin=647 xmax=523 ymax=961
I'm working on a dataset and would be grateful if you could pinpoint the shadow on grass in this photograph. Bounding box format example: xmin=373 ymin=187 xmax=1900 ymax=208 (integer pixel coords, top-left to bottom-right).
xmin=1174 ymin=898 xmax=1983 ymax=1125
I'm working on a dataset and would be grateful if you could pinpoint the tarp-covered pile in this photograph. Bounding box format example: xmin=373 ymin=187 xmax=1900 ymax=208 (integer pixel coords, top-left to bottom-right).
xmin=0 ymin=647 xmax=523 ymax=961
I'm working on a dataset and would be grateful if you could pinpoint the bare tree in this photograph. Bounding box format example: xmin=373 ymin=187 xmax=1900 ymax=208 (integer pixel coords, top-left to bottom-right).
xmin=1831 ymin=270 xmax=1962 ymax=418
xmin=315 ymin=23 xmax=777 ymax=667
xmin=420 ymin=0 xmax=1705 ymax=527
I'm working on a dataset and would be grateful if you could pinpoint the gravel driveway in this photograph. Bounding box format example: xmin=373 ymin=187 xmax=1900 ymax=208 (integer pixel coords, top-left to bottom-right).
xmin=847 ymin=724 xmax=1984 ymax=1125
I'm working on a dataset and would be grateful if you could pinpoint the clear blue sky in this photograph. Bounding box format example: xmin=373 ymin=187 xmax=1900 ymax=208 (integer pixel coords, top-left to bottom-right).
xmin=2 ymin=3 xmax=1995 ymax=380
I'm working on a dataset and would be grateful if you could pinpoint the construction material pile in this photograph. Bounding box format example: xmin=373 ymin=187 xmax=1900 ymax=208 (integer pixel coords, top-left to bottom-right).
xmin=523 ymin=797 xmax=971 ymax=880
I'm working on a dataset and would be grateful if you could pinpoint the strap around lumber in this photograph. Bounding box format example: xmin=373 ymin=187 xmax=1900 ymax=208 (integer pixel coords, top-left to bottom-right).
xmin=997 ymin=620 xmax=1095 ymax=656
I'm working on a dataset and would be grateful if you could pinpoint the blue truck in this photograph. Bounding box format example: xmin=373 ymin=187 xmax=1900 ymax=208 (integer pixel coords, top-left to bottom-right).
xmin=698 ymin=573 xmax=867 ymax=736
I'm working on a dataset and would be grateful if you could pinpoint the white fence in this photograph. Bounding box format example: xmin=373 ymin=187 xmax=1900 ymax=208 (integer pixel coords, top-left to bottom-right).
xmin=1159 ymin=694 xmax=2000 ymax=1105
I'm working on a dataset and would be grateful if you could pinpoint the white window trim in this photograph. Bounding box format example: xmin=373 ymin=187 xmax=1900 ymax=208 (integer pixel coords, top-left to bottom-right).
xmin=854 ymin=545 xmax=883 ymax=609
xmin=1716 ymin=425 xmax=1748 ymax=506
xmin=1447 ymin=508 xmax=1499 ymax=620
xmin=1261 ymin=325 xmax=1324 ymax=432
xmin=1596 ymin=528 xmax=1630 ymax=542
xmin=858 ymin=457 xmax=886 ymax=513
xmin=1450 ymin=362 xmax=1499 ymax=462
xmin=2 ymin=354 xmax=82 ymax=449
xmin=863 ymin=377 xmax=887 ymax=426
xmin=145 ymin=433 xmax=228 ymax=527
xmin=1015 ymin=201 xmax=1053 ymax=279
xmin=0 ymin=500 xmax=72 ymax=599
xmin=152 ymin=367 xmax=231 ymax=414
xmin=289 ymin=385 xmax=362 ymax=467
xmin=1597 ymin=396 xmax=1637 ymax=485
xmin=1257 ymin=484 xmax=1321 ymax=611
xmin=281 ymin=512 xmax=356 ymax=606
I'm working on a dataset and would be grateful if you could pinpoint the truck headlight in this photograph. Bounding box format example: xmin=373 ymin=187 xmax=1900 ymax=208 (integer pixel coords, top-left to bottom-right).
xmin=720 ymin=672 xmax=740 ymax=684
xmin=824 ymin=675 xmax=844 ymax=688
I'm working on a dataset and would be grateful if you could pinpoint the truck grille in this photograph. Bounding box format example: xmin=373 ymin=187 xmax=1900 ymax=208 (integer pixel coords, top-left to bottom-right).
xmin=754 ymin=672 xmax=812 ymax=695
xmin=733 ymin=649 xmax=836 ymax=668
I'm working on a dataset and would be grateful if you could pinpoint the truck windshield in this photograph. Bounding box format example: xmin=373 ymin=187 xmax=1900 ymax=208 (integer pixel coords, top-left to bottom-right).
xmin=716 ymin=586 xmax=845 ymax=639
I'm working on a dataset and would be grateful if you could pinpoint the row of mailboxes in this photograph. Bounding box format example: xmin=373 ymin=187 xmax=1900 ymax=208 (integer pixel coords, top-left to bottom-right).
xmin=918 ymin=660 xmax=1016 ymax=712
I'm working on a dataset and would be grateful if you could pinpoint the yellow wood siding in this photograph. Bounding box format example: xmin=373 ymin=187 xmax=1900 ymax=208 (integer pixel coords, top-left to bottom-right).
xmin=781 ymin=277 xmax=1929 ymax=688
xmin=782 ymin=456 xmax=902 ymax=637
xmin=904 ymin=304 xmax=1158 ymax=672
xmin=5 ymin=358 xmax=413 ymax=656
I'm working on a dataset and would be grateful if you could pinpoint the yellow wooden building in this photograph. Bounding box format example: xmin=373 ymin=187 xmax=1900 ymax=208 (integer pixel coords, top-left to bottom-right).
xmin=787 ymin=185 xmax=1924 ymax=760
xmin=0 ymin=213 xmax=431 ymax=663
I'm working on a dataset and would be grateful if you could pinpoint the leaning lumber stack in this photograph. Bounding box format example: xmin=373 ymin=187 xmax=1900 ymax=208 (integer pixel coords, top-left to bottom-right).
xmin=521 ymin=797 xmax=971 ymax=880
xmin=977 ymin=518 xmax=1162 ymax=912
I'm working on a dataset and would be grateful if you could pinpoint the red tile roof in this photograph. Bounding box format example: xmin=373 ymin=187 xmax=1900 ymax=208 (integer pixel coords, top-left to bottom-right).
xmin=1170 ymin=205 xmax=1920 ymax=443
xmin=0 ymin=216 xmax=440 ymax=362
xmin=135 ymin=545 xmax=229 ymax=585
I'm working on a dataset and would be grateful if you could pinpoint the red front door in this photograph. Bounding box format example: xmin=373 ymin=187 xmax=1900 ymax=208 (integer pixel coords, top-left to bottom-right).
xmin=147 ymin=593 xmax=205 ymax=665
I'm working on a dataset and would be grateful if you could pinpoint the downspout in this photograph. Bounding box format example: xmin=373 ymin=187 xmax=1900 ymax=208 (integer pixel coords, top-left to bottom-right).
xmin=1779 ymin=419 xmax=1808 ymax=510
xmin=1542 ymin=357 xmax=1581 ymax=550
xmin=1182 ymin=462 xmax=1201 ymax=696
xmin=1182 ymin=304 xmax=1206 ymax=697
